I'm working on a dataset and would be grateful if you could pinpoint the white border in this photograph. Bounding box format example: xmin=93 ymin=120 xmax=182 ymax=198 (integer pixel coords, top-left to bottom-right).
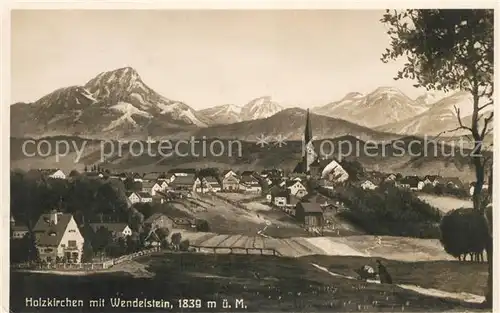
xmin=1 ymin=2 xmax=499 ymax=313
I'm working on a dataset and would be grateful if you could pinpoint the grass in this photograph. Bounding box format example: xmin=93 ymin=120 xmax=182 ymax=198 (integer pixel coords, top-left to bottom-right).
xmin=299 ymin=255 xmax=488 ymax=295
xmin=11 ymin=253 xmax=488 ymax=312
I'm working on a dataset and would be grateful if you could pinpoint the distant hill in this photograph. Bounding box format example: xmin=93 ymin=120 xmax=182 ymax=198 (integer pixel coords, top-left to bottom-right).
xmin=192 ymin=108 xmax=399 ymax=142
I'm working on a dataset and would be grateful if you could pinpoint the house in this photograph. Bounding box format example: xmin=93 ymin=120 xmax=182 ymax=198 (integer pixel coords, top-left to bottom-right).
xmin=142 ymin=181 xmax=163 ymax=196
xmin=285 ymin=195 xmax=301 ymax=209
xmin=11 ymin=224 xmax=29 ymax=239
xmin=127 ymin=173 xmax=143 ymax=182
xmin=266 ymin=185 xmax=282 ymax=203
xmin=137 ymin=192 xmax=153 ymax=203
xmin=222 ymin=174 xmax=240 ymax=191
xmin=469 ymin=182 xmax=489 ymax=196
xmin=320 ymin=159 xmax=349 ymax=183
xmin=204 ymin=176 xmax=222 ymax=192
xmin=167 ymin=169 xmax=197 ymax=181
xmin=126 ymin=192 xmax=141 ymax=204
xmin=301 ymin=193 xmax=334 ymax=207
xmin=153 ymin=193 xmax=167 ymax=204
xmin=32 ymin=211 xmax=84 ymax=264
xmin=309 ymin=159 xmax=330 ymax=178
xmin=273 ymin=190 xmax=289 ymax=207
xmin=288 ymin=173 xmax=307 ymax=181
xmin=159 ymin=180 xmax=169 ymax=190
xmin=318 ymin=179 xmax=335 ymax=190
xmin=399 ymin=176 xmax=420 ymax=190
xmin=423 ymin=175 xmax=441 ymax=186
xmin=170 ymin=174 xmax=197 ymax=191
xmin=286 ymin=180 xmax=307 ymax=197
xmin=39 ymin=169 xmax=66 ymax=179
xmin=443 ymin=177 xmax=464 ymax=189
xmin=144 ymin=213 xmax=174 ymax=230
xmin=241 ymin=170 xmax=257 ymax=177
xmin=89 ymin=223 xmax=132 ymax=238
xmin=361 ymin=180 xmax=378 ymax=190
xmin=294 ymin=189 xmax=308 ymax=199
xmin=142 ymin=172 xmax=161 ymax=182
xmin=240 ymin=174 xmax=262 ymax=193
xmin=295 ymin=202 xmax=324 ymax=227
xmin=83 ymin=172 xmax=104 ymax=179
xmin=384 ymin=173 xmax=398 ymax=181
xmin=114 ymin=173 xmax=128 ymax=181
xmin=223 ymin=170 xmax=238 ymax=179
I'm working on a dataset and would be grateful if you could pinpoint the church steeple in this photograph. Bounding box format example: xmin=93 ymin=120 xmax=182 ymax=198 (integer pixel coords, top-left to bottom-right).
xmin=304 ymin=109 xmax=312 ymax=145
xmin=302 ymin=109 xmax=316 ymax=173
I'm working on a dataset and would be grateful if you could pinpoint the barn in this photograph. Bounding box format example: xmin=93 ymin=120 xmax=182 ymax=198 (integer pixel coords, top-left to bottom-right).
xmin=295 ymin=202 xmax=324 ymax=227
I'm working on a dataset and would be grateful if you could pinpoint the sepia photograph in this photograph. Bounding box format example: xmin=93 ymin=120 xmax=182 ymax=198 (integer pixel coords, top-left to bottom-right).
xmin=6 ymin=6 xmax=497 ymax=312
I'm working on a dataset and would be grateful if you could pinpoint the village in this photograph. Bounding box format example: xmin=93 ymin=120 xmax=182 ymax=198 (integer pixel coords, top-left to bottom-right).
xmin=10 ymin=156 xmax=484 ymax=268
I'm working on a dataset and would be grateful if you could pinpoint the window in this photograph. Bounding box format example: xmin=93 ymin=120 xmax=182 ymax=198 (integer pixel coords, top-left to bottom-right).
xmin=68 ymin=240 xmax=77 ymax=248
xmin=68 ymin=229 xmax=76 ymax=233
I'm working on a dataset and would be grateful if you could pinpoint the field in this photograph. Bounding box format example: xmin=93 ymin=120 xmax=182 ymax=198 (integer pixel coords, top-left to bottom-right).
xmin=177 ymin=230 xmax=456 ymax=262
xmin=417 ymin=194 xmax=473 ymax=213
xmin=10 ymin=253 xmax=489 ymax=312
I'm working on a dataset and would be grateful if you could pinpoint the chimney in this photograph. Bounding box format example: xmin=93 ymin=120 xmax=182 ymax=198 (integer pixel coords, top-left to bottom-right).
xmin=49 ymin=210 xmax=59 ymax=225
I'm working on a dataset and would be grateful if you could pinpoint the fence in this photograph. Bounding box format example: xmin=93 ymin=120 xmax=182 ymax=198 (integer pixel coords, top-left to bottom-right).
xmin=190 ymin=244 xmax=282 ymax=257
xmin=11 ymin=247 xmax=161 ymax=271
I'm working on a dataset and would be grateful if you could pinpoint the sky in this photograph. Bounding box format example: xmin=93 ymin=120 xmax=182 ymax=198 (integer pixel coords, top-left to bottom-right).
xmin=11 ymin=9 xmax=435 ymax=109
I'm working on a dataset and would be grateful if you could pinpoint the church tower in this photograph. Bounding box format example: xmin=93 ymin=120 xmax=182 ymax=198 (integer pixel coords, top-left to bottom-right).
xmin=302 ymin=109 xmax=317 ymax=173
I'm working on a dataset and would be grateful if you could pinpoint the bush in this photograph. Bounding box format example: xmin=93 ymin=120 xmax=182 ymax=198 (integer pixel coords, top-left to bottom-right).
xmin=195 ymin=219 xmax=210 ymax=232
xmin=171 ymin=232 xmax=182 ymax=250
xmin=179 ymin=239 xmax=190 ymax=252
xmin=440 ymin=208 xmax=489 ymax=259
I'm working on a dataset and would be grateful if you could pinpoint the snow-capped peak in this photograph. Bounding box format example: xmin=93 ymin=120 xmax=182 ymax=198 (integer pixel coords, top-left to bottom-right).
xmin=415 ymin=92 xmax=444 ymax=106
xmin=241 ymin=96 xmax=284 ymax=120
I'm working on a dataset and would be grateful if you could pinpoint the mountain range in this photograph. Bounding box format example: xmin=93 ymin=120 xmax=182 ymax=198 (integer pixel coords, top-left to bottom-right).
xmin=11 ymin=67 xmax=492 ymax=141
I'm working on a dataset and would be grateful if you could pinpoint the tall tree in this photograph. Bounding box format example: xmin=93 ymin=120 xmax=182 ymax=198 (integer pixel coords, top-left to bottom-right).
xmin=380 ymin=9 xmax=493 ymax=306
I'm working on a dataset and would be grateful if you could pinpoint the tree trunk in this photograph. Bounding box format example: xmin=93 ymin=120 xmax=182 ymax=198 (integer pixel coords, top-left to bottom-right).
xmin=472 ymin=154 xmax=485 ymax=211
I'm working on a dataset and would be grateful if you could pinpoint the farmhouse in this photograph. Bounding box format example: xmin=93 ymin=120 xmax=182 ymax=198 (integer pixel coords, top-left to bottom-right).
xmin=204 ymin=176 xmax=222 ymax=192
xmin=142 ymin=181 xmax=163 ymax=196
xmin=32 ymin=211 xmax=84 ymax=264
xmin=222 ymin=169 xmax=238 ymax=179
xmin=222 ymin=174 xmax=240 ymax=191
xmin=144 ymin=213 xmax=174 ymax=230
xmin=295 ymin=202 xmax=324 ymax=228
xmin=89 ymin=223 xmax=133 ymax=238
xmin=170 ymin=174 xmax=197 ymax=191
